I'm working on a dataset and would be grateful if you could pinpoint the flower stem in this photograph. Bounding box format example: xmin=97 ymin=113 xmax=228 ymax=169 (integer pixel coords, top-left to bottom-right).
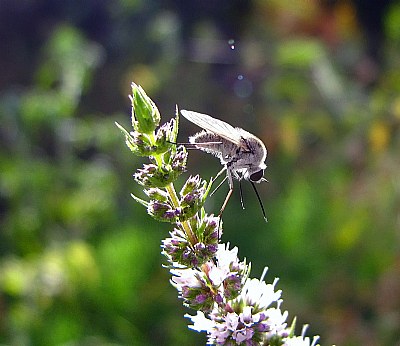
xmin=165 ymin=183 xmax=198 ymax=245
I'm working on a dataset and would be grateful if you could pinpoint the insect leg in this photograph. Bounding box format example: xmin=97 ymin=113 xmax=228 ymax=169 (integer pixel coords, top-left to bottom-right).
xmin=216 ymin=184 xmax=233 ymax=240
xmin=167 ymin=141 xmax=222 ymax=148
xmin=191 ymin=141 xmax=223 ymax=148
xmin=219 ymin=188 xmax=233 ymax=221
xmin=167 ymin=141 xmax=199 ymax=149
xmin=210 ymin=176 xmax=228 ymax=197
xmin=218 ymin=169 xmax=234 ymax=218
xmin=210 ymin=166 xmax=228 ymax=196
xmin=210 ymin=166 xmax=227 ymax=196
xmin=213 ymin=166 xmax=227 ymax=181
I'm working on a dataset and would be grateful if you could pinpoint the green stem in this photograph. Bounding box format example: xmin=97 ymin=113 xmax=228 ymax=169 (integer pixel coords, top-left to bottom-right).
xmin=153 ymin=152 xmax=163 ymax=167
xmin=165 ymin=183 xmax=198 ymax=245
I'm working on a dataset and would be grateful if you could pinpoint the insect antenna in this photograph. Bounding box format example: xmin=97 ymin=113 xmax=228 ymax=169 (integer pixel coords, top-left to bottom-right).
xmin=239 ymin=180 xmax=245 ymax=210
xmin=250 ymin=181 xmax=268 ymax=222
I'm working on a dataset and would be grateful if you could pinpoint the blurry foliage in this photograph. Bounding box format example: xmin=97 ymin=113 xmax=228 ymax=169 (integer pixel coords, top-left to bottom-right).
xmin=0 ymin=1 xmax=400 ymax=345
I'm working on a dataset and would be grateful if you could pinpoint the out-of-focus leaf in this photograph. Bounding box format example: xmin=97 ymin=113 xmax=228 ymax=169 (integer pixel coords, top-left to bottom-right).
xmin=385 ymin=3 xmax=400 ymax=41
xmin=275 ymin=39 xmax=325 ymax=67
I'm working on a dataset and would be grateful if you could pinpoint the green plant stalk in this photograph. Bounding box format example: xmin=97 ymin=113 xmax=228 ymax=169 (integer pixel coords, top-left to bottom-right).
xmin=165 ymin=182 xmax=198 ymax=245
xmin=150 ymin=149 xmax=197 ymax=245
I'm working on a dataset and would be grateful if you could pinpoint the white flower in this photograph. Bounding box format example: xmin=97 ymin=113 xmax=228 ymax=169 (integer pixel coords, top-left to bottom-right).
xmin=207 ymin=262 xmax=226 ymax=287
xmin=215 ymin=243 xmax=240 ymax=269
xmin=174 ymin=247 xmax=319 ymax=345
xmin=185 ymin=311 xmax=214 ymax=332
xmin=283 ymin=335 xmax=320 ymax=346
xmin=225 ymin=312 xmax=239 ymax=330
xmin=170 ymin=267 xmax=203 ymax=288
xmin=264 ymin=306 xmax=289 ymax=338
xmin=283 ymin=325 xmax=320 ymax=346
xmin=207 ymin=243 xmax=241 ymax=286
xmin=240 ymin=277 xmax=281 ymax=309
xmin=183 ymin=269 xmax=320 ymax=346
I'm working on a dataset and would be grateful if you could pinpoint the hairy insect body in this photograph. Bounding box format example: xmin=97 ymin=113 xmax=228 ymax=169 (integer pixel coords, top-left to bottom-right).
xmin=190 ymin=131 xmax=238 ymax=162
xmin=190 ymin=130 xmax=266 ymax=182
xmin=181 ymin=109 xmax=268 ymax=221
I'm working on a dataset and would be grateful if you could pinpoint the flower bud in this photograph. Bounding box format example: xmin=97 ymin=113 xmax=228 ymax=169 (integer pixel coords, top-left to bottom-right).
xmin=144 ymin=188 xmax=169 ymax=203
xmin=177 ymin=282 xmax=215 ymax=312
xmin=147 ymin=200 xmax=178 ymax=223
xmin=178 ymin=175 xmax=207 ymax=221
xmin=134 ymin=162 xmax=183 ymax=188
xmin=133 ymin=164 xmax=157 ymax=187
xmin=201 ymin=214 xmax=221 ymax=243
xmin=223 ymin=273 xmax=242 ymax=299
xmin=153 ymin=119 xmax=176 ymax=154
xmin=162 ymin=229 xmax=197 ymax=267
xmin=115 ymin=123 xmax=157 ymax=156
xmin=162 ymin=225 xmax=217 ymax=267
xmin=130 ymin=83 xmax=160 ymax=134
xmin=170 ymin=145 xmax=187 ymax=173
xmin=180 ymin=175 xmax=199 ymax=195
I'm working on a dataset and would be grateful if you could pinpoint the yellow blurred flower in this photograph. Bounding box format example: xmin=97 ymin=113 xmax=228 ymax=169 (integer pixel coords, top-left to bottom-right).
xmin=369 ymin=121 xmax=390 ymax=154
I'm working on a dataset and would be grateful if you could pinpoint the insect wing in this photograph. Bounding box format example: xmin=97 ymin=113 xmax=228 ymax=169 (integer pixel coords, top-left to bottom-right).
xmin=181 ymin=110 xmax=242 ymax=146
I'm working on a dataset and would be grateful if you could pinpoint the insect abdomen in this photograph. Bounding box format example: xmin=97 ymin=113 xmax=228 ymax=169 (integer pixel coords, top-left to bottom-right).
xmin=190 ymin=131 xmax=236 ymax=159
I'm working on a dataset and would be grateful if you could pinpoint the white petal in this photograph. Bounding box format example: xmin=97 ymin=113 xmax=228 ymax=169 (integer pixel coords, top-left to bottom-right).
xmin=185 ymin=311 xmax=214 ymax=332
xmin=241 ymin=278 xmax=281 ymax=309
xmin=170 ymin=268 xmax=203 ymax=288
xmin=216 ymin=243 xmax=239 ymax=269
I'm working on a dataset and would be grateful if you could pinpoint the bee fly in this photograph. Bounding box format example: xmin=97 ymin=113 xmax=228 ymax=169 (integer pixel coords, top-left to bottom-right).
xmin=181 ymin=110 xmax=268 ymax=221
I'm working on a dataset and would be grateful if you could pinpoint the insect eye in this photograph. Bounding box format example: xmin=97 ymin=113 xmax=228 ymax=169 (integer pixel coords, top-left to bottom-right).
xmin=250 ymin=170 xmax=264 ymax=182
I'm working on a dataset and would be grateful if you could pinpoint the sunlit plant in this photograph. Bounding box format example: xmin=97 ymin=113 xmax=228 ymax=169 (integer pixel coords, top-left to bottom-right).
xmin=116 ymin=83 xmax=320 ymax=346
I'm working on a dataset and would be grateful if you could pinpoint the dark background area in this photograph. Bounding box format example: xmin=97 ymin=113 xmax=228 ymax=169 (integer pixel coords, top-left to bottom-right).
xmin=1 ymin=1 xmax=400 ymax=345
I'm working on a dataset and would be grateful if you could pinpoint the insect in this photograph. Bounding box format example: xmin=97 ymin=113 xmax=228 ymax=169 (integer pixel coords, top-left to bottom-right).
xmin=181 ymin=110 xmax=268 ymax=221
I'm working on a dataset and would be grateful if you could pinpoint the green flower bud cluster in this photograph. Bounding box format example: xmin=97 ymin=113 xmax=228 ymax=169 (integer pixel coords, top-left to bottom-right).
xmin=120 ymin=120 xmax=179 ymax=157
xmin=118 ymin=83 xmax=213 ymax=227
xmin=147 ymin=199 xmax=180 ymax=223
xmin=178 ymin=175 xmax=210 ymax=221
xmin=179 ymin=279 xmax=218 ymax=313
xmin=116 ymin=83 xmax=178 ymax=156
xmin=117 ymin=83 xmax=187 ymax=191
xmin=190 ymin=214 xmax=220 ymax=245
xmin=133 ymin=145 xmax=187 ymax=188
xmin=137 ymin=174 xmax=211 ymax=224
xmin=162 ymin=214 xmax=220 ymax=267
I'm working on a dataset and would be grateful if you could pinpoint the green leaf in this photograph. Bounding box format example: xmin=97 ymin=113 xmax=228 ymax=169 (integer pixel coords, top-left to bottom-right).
xmin=171 ymin=105 xmax=180 ymax=143
xmin=276 ymin=39 xmax=325 ymax=67
xmin=288 ymin=317 xmax=297 ymax=337
xmin=115 ymin=121 xmax=157 ymax=156
xmin=130 ymin=193 xmax=149 ymax=208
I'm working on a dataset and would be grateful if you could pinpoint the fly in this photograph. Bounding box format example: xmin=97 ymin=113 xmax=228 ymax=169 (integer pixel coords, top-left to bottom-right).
xmin=181 ymin=110 xmax=268 ymax=221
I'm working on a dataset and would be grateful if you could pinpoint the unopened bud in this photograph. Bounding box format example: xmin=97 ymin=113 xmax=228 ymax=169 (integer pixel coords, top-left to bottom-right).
xmin=130 ymin=83 xmax=160 ymax=134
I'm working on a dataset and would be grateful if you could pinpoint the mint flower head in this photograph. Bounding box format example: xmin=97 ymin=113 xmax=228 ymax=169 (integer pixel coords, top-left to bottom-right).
xmin=162 ymin=215 xmax=220 ymax=267
xmin=185 ymin=267 xmax=291 ymax=345
xmin=117 ymin=83 xmax=321 ymax=345
xmin=171 ymin=243 xmax=248 ymax=312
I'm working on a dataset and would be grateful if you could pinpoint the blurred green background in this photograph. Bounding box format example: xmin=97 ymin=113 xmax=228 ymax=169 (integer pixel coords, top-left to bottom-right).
xmin=1 ymin=1 xmax=400 ymax=345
